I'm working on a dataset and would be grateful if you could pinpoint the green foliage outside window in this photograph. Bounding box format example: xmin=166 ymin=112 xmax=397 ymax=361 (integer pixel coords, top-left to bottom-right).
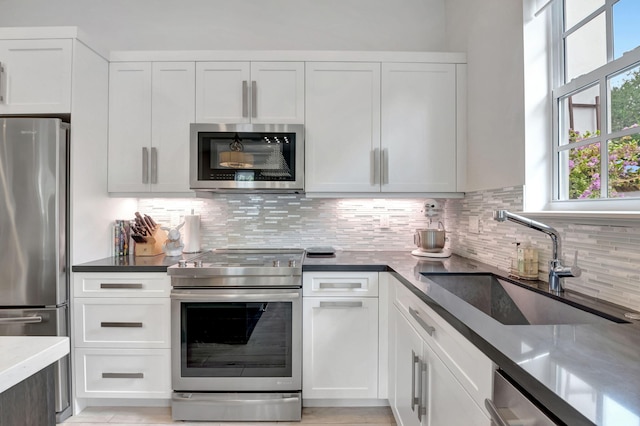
xmin=568 ymin=69 xmax=640 ymax=199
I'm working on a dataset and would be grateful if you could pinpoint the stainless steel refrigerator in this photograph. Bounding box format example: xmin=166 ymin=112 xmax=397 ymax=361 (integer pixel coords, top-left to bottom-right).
xmin=0 ymin=117 xmax=71 ymax=422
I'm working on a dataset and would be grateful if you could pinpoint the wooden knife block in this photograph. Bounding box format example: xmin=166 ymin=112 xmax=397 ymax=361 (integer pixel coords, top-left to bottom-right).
xmin=134 ymin=228 xmax=167 ymax=257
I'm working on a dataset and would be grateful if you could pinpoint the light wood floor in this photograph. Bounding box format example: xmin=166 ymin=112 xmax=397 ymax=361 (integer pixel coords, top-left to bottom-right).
xmin=61 ymin=406 xmax=397 ymax=425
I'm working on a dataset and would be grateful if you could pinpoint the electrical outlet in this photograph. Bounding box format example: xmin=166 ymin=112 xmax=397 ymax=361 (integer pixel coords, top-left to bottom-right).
xmin=380 ymin=214 xmax=390 ymax=228
xmin=469 ymin=216 xmax=480 ymax=234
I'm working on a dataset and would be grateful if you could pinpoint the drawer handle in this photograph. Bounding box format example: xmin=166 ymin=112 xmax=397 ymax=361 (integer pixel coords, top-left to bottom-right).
xmin=100 ymin=283 xmax=143 ymax=289
xmin=100 ymin=322 xmax=143 ymax=328
xmin=102 ymin=373 xmax=144 ymax=379
xmin=409 ymin=307 xmax=435 ymax=336
xmin=318 ymin=282 xmax=362 ymax=289
xmin=319 ymin=301 xmax=363 ymax=308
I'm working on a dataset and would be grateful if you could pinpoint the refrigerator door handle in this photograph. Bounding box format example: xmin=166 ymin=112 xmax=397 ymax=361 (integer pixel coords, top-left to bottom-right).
xmin=0 ymin=315 xmax=43 ymax=324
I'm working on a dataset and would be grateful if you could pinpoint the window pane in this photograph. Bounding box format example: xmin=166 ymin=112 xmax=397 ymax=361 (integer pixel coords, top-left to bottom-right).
xmin=563 ymin=142 xmax=601 ymax=199
xmin=608 ymin=133 xmax=640 ymax=198
xmin=560 ymin=84 xmax=600 ymax=146
xmin=613 ymin=0 xmax=640 ymax=59
xmin=609 ymin=63 xmax=640 ymax=132
xmin=565 ymin=13 xmax=606 ymax=81
xmin=564 ymin=0 xmax=604 ymax=29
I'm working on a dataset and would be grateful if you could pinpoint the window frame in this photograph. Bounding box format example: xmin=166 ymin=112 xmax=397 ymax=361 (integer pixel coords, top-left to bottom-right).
xmin=551 ymin=0 xmax=640 ymax=208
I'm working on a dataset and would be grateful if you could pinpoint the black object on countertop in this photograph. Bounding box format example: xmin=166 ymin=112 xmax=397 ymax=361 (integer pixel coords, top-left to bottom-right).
xmin=306 ymin=246 xmax=336 ymax=257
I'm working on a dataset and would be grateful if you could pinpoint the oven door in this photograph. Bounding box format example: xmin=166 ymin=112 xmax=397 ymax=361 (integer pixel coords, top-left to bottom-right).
xmin=171 ymin=288 xmax=301 ymax=392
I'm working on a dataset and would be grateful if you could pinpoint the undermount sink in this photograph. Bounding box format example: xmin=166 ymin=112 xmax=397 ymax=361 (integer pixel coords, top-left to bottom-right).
xmin=421 ymin=273 xmax=627 ymax=326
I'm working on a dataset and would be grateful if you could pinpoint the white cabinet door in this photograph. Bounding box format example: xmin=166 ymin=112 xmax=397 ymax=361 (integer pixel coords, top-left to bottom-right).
xmin=108 ymin=62 xmax=195 ymax=194
xmin=303 ymin=297 xmax=379 ymax=399
xmin=195 ymin=61 xmax=250 ymax=123
xmin=195 ymin=61 xmax=304 ymax=124
xmin=107 ymin=62 xmax=152 ymax=193
xmin=151 ymin=62 xmax=195 ymax=192
xmin=392 ymin=306 xmax=423 ymax=426
xmin=423 ymin=342 xmax=490 ymax=426
xmin=250 ymin=62 xmax=304 ymax=124
xmin=381 ymin=63 xmax=457 ymax=192
xmin=305 ymin=62 xmax=381 ymax=193
xmin=0 ymin=39 xmax=72 ymax=114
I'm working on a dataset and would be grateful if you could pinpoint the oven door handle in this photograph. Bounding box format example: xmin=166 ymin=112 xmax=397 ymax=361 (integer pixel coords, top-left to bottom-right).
xmin=170 ymin=289 xmax=301 ymax=301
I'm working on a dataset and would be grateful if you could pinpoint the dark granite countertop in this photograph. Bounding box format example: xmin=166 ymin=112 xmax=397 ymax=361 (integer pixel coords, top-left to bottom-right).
xmin=305 ymin=251 xmax=640 ymax=426
xmin=73 ymin=250 xmax=640 ymax=425
xmin=71 ymin=253 xmax=196 ymax=273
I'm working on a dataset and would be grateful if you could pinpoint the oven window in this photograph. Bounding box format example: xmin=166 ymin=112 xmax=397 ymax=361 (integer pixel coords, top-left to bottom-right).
xmin=197 ymin=131 xmax=297 ymax=182
xmin=180 ymin=301 xmax=293 ymax=377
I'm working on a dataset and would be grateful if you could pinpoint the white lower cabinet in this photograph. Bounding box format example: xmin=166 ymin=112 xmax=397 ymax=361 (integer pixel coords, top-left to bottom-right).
xmin=75 ymin=348 xmax=171 ymax=398
xmin=388 ymin=274 xmax=492 ymax=426
xmin=303 ymin=296 xmax=378 ymax=399
xmin=302 ymin=272 xmax=383 ymax=401
xmin=72 ymin=272 xmax=171 ymax=400
xmin=392 ymin=306 xmax=490 ymax=426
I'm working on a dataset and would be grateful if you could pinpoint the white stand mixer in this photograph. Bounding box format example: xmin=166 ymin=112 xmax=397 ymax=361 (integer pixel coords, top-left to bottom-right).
xmin=411 ymin=199 xmax=451 ymax=258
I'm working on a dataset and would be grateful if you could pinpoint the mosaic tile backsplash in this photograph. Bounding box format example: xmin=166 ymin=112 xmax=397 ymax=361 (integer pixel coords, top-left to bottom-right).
xmin=139 ymin=188 xmax=640 ymax=312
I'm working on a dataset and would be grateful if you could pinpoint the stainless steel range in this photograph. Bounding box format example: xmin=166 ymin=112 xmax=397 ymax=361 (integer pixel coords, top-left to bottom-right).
xmin=168 ymin=248 xmax=304 ymax=422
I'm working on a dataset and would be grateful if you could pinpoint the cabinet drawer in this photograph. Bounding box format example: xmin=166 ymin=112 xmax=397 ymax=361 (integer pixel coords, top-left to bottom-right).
xmin=73 ymin=273 xmax=170 ymax=298
xmin=75 ymin=348 xmax=170 ymax=398
xmin=394 ymin=281 xmax=493 ymax=409
xmin=303 ymin=272 xmax=378 ymax=297
xmin=74 ymin=298 xmax=170 ymax=348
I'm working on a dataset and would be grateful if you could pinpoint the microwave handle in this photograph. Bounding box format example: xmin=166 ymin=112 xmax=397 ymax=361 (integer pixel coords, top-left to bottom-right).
xmin=242 ymin=80 xmax=249 ymax=118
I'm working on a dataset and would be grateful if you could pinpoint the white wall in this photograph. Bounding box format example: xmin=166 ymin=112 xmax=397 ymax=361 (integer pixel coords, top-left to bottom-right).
xmin=446 ymin=0 xmax=526 ymax=192
xmin=0 ymin=0 xmax=446 ymax=52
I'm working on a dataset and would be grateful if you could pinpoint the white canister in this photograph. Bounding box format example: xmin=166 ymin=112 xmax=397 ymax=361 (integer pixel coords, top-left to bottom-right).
xmin=182 ymin=214 xmax=201 ymax=253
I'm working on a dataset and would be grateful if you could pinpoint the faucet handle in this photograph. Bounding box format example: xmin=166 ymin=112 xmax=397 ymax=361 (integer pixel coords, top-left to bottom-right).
xmin=570 ymin=250 xmax=582 ymax=278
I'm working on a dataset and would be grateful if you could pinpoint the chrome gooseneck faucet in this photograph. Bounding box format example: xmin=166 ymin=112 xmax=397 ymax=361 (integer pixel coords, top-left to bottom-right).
xmin=493 ymin=210 xmax=581 ymax=294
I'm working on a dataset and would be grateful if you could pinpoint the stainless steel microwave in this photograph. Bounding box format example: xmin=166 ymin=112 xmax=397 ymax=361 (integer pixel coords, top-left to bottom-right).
xmin=190 ymin=123 xmax=304 ymax=193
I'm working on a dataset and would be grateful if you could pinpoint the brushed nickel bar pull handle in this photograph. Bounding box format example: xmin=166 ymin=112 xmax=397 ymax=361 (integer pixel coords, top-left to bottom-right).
xmin=142 ymin=147 xmax=149 ymax=184
xmin=411 ymin=350 xmax=419 ymax=413
xmin=100 ymin=322 xmax=143 ymax=328
xmin=417 ymin=358 xmax=425 ymax=422
xmin=242 ymin=80 xmax=249 ymax=117
xmin=318 ymin=282 xmax=362 ymax=289
xmin=100 ymin=283 xmax=144 ymax=289
xmin=0 ymin=316 xmax=43 ymax=324
xmin=420 ymin=358 xmax=428 ymax=420
xmin=409 ymin=307 xmax=435 ymax=336
xmin=251 ymin=80 xmax=257 ymax=118
xmin=371 ymin=148 xmax=380 ymax=185
xmin=382 ymin=148 xmax=389 ymax=185
xmin=150 ymin=147 xmax=158 ymax=184
xmin=319 ymin=301 xmax=363 ymax=308
xmin=0 ymin=62 xmax=5 ymax=103
xmin=484 ymin=399 xmax=510 ymax=426
xmin=102 ymin=373 xmax=144 ymax=379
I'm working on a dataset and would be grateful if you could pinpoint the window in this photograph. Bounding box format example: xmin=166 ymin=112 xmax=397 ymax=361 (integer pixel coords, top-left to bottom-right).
xmin=553 ymin=0 xmax=640 ymax=202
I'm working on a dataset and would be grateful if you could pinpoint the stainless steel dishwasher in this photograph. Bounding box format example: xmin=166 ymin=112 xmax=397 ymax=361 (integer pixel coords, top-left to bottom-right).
xmin=485 ymin=370 xmax=559 ymax=426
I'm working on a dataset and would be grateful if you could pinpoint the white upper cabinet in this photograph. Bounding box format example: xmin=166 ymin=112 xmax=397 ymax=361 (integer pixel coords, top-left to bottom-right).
xmin=0 ymin=39 xmax=72 ymax=114
xmin=381 ymin=63 xmax=457 ymax=193
xmin=151 ymin=62 xmax=195 ymax=193
xmin=195 ymin=61 xmax=304 ymax=124
xmin=305 ymin=61 xmax=462 ymax=194
xmin=108 ymin=61 xmax=195 ymax=194
xmin=305 ymin=62 xmax=382 ymax=193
